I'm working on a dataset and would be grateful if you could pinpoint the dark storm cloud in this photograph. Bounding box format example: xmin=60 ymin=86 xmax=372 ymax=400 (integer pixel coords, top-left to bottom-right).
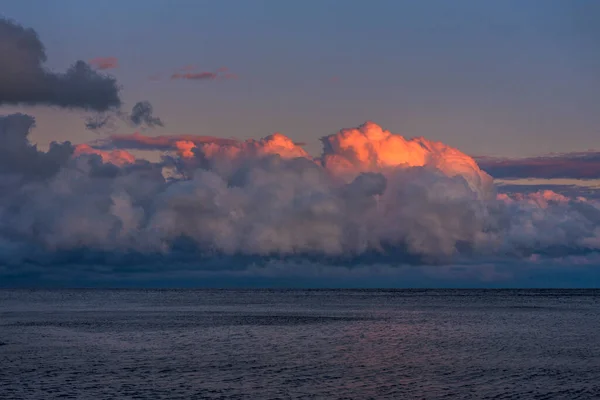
xmin=477 ymin=152 xmax=600 ymax=179
xmin=0 ymin=18 xmax=121 ymax=111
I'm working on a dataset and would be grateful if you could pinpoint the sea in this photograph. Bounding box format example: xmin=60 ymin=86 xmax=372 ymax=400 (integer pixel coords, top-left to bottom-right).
xmin=1 ymin=289 xmax=599 ymax=399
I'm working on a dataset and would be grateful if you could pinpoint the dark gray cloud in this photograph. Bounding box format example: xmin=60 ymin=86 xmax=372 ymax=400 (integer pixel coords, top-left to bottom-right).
xmin=85 ymin=101 xmax=164 ymax=131
xmin=477 ymin=152 xmax=600 ymax=179
xmin=129 ymin=101 xmax=164 ymax=128
xmin=0 ymin=113 xmax=73 ymax=183
xmin=0 ymin=18 xmax=121 ymax=111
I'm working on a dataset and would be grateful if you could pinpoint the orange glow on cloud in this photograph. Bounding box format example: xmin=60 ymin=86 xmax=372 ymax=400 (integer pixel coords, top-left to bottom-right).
xmin=103 ymin=132 xmax=238 ymax=150
xmin=194 ymin=133 xmax=310 ymax=161
xmin=73 ymin=144 xmax=135 ymax=166
xmin=80 ymin=121 xmax=491 ymax=195
xmin=174 ymin=140 xmax=196 ymax=158
xmin=321 ymin=121 xmax=492 ymax=195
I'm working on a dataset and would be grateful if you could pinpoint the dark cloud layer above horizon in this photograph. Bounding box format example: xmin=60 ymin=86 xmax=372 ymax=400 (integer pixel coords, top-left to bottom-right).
xmin=0 ymin=18 xmax=121 ymax=111
xmin=477 ymin=152 xmax=600 ymax=179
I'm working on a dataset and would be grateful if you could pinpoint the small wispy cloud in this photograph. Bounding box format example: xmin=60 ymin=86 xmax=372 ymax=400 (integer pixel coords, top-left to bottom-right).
xmin=88 ymin=57 xmax=119 ymax=70
xmin=170 ymin=66 xmax=237 ymax=81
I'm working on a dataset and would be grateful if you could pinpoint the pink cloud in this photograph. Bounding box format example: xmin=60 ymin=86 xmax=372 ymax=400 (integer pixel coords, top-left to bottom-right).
xmin=171 ymin=72 xmax=218 ymax=80
xmin=73 ymin=144 xmax=135 ymax=166
xmin=170 ymin=66 xmax=237 ymax=81
xmin=88 ymin=57 xmax=119 ymax=70
xmin=94 ymin=132 xmax=238 ymax=152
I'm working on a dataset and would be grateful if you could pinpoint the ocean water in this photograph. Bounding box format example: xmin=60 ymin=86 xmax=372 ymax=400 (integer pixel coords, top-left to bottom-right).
xmin=1 ymin=289 xmax=599 ymax=399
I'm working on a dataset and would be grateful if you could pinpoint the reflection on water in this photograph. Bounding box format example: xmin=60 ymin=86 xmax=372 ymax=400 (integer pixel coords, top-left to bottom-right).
xmin=1 ymin=289 xmax=599 ymax=399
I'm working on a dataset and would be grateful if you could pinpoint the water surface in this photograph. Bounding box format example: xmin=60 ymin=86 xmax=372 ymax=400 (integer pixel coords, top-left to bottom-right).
xmin=1 ymin=289 xmax=599 ymax=399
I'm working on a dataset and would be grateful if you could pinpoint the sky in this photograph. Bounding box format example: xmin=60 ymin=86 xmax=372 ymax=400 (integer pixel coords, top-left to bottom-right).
xmin=2 ymin=0 xmax=599 ymax=156
xmin=1 ymin=0 xmax=600 ymax=287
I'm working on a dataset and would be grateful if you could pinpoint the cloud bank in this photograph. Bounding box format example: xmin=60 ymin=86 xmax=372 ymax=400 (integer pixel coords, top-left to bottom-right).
xmin=477 ymin=151 xmax=600 ymax=179
xmin=0 ymin=18 xmax=121 ymax=111
xmin=1 ymin=115 xmax=600 ymax=282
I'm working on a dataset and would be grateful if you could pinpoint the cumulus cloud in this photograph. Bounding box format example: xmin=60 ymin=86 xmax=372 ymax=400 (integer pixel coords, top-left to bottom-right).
xmin=0 ymin=18 xmax=121 ymax=111
xmin=88 ymin=57 xmax=118 ymax=70
xmin=1 ymin=117 xmax=600 ymax=281
xmin=477 ymin=151 xmax=600 ymax=179
xmin=0 ymin=113 xmax=73 ymax=183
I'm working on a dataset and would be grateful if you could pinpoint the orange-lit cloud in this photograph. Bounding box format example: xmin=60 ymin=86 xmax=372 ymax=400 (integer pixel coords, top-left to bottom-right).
xmin=88 ymin=57 xmax=119 ymax=70
xmin=91 ymin=132 xmax=308 ymax=161
xmin=73 ymin=144 xmax=135 ymax=166
xmin=96 ymin=132 xmax=238 ymax=151
xmin=87 ymin=122 xmax=492 ymax=197
xmin=173 ymin=140 xmax=196 ymax=158
xmin=321 ymin=121 xmax=492 ymax=196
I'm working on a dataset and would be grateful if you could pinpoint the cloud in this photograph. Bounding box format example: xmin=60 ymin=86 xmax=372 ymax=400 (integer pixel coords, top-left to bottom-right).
xmin=477 ymin=151 xmax=600 ymax=179
xmin=0 ymin=113 xmax=73 ymax=183
xmin=493 ymin=178 xmax=600 ymax=201
xmin=73 ymin=144 xmax=135 ymax=166
xmin=92 ymin=132 xmax=238 ymax=152
xmin=129 ymin=101 xmax=164 ymax=128
xmin=172 ymin=72 xmax=217 ymax=80
xmin=0 ymin=18 xmax=121 ymax=111
xmin=321 ymin=121 xmax=493 ymax=199
xmin=85 ymin=101 xmax=164 ymax=131
xmin=1 ymin=117 xmax=600 ymax=285
xmin=171 ymin=66 xmax=237 ymax=81
xmin=88 ymin=57 xmax=118 ymax=70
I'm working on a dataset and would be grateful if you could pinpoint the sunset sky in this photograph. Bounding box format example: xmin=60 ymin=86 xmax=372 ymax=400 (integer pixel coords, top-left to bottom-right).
xmin=2 ymin=0 xmax=599 ymax=156
xmin=1 ymin=1 xmax=599 ymax=287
